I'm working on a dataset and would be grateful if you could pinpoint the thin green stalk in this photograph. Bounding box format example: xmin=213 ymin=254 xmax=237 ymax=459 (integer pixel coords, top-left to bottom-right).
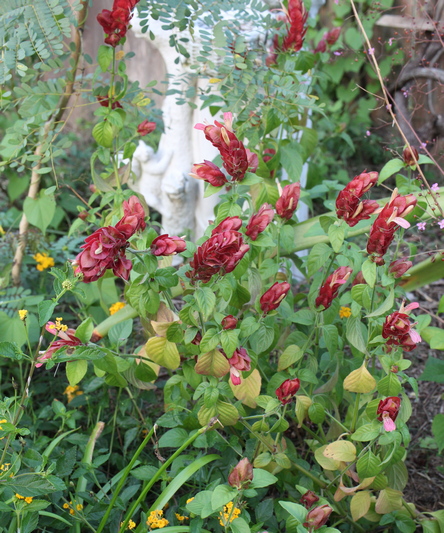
xmin=350 ymin=393 xmax=361 ymax=433
xmin=95 ymin=426 xmax=155 ymax=533
xmin=118 ymin=425 xmax=209 ymax=533
xmin=324 ymin=411 xmax=350 ymax=433
xmin=74 ymin=421 xmax=105 ymax=533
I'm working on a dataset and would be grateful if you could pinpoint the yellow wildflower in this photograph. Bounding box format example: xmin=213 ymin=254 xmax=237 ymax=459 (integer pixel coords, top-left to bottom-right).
xmin=64 ymin=385 xmax=83 ymax=403
xmin=0 ymin=225 xmax=5 ymax=236
xmin=33 ymin=252 xmax=55 ymax=272
xmin=25 ymin=497 xmax=33 ymax=504
xmin=186 ymin=497 xmax=194 ymax=504
xmin=15 ymin=494 xmax=24 ymax=500
xmin=146 ymin=509 xmax=169 ymax=529
xmin=219 ymin=501 xmax=241 ymax=527
xmin=54 ymin=317 xmax=68 ymax=332
xmin=76 ymin=504 xmax=83 ymax=511
xmin=63 ymin=503 xmax=70 ymax=509
xmin=0 ymin=419 xmax=7 ymax=431
xmin=18 ymin=309 xmax=28 ymax=320
xmin=0 ymin=463 xmax=10 ymax=472
xmin=121 ymin=520 xmax=137 ymax=530
xmin=109 ymin=302 xmax=126 ymax=315
xmin=339 ymin=306 xmax=352 ymax=319
xmin=175 ymin=513 xmax=189 ymax=521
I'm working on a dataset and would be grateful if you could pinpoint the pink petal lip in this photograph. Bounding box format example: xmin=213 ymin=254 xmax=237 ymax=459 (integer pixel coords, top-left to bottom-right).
xmin=383 ymin=415 xmax=396 ymax=432
xmin=409 ymin=329 xmax=421 ymax=343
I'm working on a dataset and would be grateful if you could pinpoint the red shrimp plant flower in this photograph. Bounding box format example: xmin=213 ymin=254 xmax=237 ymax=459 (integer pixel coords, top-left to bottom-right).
xmin=377 ymin=396 xmax=401 ymax=432
xmin=315 ymin=266 xmax=352 ymax=310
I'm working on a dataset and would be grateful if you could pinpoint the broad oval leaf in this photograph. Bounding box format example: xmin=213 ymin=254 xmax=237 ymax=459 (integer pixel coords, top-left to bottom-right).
xmin=323 ymin=440 xmax=356 ymax=462
xmin=195 ymin=349 xmax=230 ymax=378
xmin=343 ymin=363 xmax=376 ymax=393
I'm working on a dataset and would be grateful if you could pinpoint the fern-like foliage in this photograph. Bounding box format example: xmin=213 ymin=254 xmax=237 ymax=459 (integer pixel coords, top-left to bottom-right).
xmin=0 ymin=286 xmax=43 ymax=317
xmin=0 ymin=0 xmax=80 ymax=84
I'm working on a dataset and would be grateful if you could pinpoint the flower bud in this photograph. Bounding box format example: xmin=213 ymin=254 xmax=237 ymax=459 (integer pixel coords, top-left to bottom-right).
xmin=275 ymin=378 xmax=300 ymax=405
xmin=151 ymin=235 xmax=186 ymax=256
xmin=388 ymin=258 xmax=412 ymax=278
xmin=260 ymin=282 xmax=291 ymax=314
xmin=137 ymin=120 xmax=156 ymax=136
xmin=222 ymin=315 xmax=238 ymax=330
xmin=245 ymin=204 xmax=274 ymax=241
xmin=315 ymin=266 xmax=352 ymax=310
xmin=227 ymin=458 xmax=253 ymax=489
xmin=190 ymin=161 xmax=228 ymax=187
xmin=403 ymin=146 xmax=419 ymax=167
xmin=377 ymin=396 xmax=401 ymax=432
xmin=326 ymin=27 xmax=341 ymax=45
xmin=276 ymin=183 xmax=300 ymax=220
xmin=303 ymin=505 xmax=333 ymax=530
xmin=300 ymin=490 xmax=319 ymax=509
xmin=78 ymin=211 xmax=89 ymax=221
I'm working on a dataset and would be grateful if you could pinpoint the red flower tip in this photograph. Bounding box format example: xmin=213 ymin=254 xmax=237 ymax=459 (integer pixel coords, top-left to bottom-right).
xmin=137 ymin=120 xmax=156 ymax=136
xmin=275 ymin=378 xmax=300 ymax=404
xmin=260 ymin=281 xmax=291 ymax=313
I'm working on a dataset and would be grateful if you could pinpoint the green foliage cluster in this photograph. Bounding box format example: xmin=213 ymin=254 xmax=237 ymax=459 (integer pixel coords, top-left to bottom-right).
xmin=0 ymin=0 xmax=443 ymax=532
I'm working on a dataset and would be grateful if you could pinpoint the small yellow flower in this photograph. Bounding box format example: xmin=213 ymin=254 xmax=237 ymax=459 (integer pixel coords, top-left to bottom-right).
xmin=219 ymin=501 xmax=241 ymax=526
xmin=120 ymin=520 xmax=137 ymax=530
xmin=109 ymin=302 xmax=126 ymax=315
xmin=147 ymin=509 xmax=169 ymax=529
xmin=33 ymin=252 xmax=55 ymax=272
xmin=0 ymin=463 xmax=10 ymax=472
xmin=15 ymin=494 xmax=24 ymax=500
xmin=339 ymin=306 xmax=352 ymax=319
xmin=0 ymin=418 xmax=7 ymax=431
xmin=63 ymin=503 xmax=70 ymax=509
xmin=64 ymin=385 xmax=83 ymax=403
xmin=115 ymin=50 xmax=125 ymax=61
xmin=175 ymin=513 xmax=189 ymax=521
xmin=25 ymin=497 xmax=33 ymax=504
xmin=0 ymin=225 xmax=5 ymax=236
xmin=18 ymin=309 xmax=28 ymax=320
xmin=186 ymin=497 xmax=194 ymax=504
xmin=54 ymin=317 xmax=68 ymax=332
xmin=76 ymin=503 xmax=83 ymax=511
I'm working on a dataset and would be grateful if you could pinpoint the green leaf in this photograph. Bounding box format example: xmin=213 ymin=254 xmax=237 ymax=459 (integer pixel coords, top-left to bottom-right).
xmin=432 ymin=414 xmax=444 ymax=452
xmin=250 ymin=469 xmax=278 ymax=489
xmin=278 ymin=501 xmax=307 ymax=523
xmin=158 ymin=428 xmax=189 ymax=448
xmin=280 ymin=141 xmax=303 ymax=181
xmin=346 ymin=316 xmax=367 ymax=353
xmin=357 ymin=450 xmax=381 ymax=479
xmin=249 ymin=324 xmax=274 ymax=354
xmin=350 ymin=491 xmax=371 ymax=521
xmin=418 ymin=356 xmax=444 ymax=382
xmin=24 ymin=193 xmax=56 ymax=234
xmin=375 ymin=487 xmax=403 ymax=514
xmin=352 ymin=421 xmax=381 ymax=442
xmin=378 ymin=373 xmax=401 ymax=396
xmin=150 ymin=455 xmax=220 ymax=513
xmin=307 ymin=243 xmax=332 ymax=277
xmin=378 ymin=159 xmax=405 ymax=184
xmin=361 ymin=258 xmax=377 ymax=288
xmin=420 ymin=327 xmax=444 ymax=350
xmin=211 ymin=485 xmax=238 ymax=511
xmin=38 ymin=300 xmax=56 ymax=326
xmin=98 ymin=45 xmax=113 ymax=71
xmin=278 ymin=345 xmax=303 ymax=371
xmin=130 ymin=465 xmax=159 ymax=480
xmin=195 ymin=349 xmax=230 ymax=378
xmin=220 ymin=330 xmax=239 ymax=358
xmin=52 ymin=346 xmax=106 ymax=362
xmin=7 ymin=474 xmax=66 ymax=497
xmin=0 ymin=341 xmax=24 ymax=361
xmin=366 ymin=289 xmax=394 ymax=318
xmin=92 ymin=120 xmax=114 ymax=148
xmin=66 ymin=359 xmax=88 ymax=386
xmin=75 ymin=317 xmax=94 ymax=343
xmin=230 ymin=517 xmax=251 ymax=533
xmin=195 ymin=287 xmax=216 ymax=320
xmin=328 ymin=224 xmax=345 ymax=253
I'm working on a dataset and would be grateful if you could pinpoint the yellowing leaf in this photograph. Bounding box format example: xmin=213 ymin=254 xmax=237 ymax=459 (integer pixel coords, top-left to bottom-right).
xmin=230 ymin=369 xmax=261 ymax=407
xmin=217 ymin=401 xmax=239 ymax=426
xmin=315 ymin=445 xmax=341 ymax=471
xmin=343 ymin=363 xmax=376 ymax=393
xmin=278 ymin=345 xmax=303 ymax=371
xmin=195 ymin=349 xmax=230 ymax=378
xmin=144 ymin=336 xmax=180 ymax=370
xmin=198 ymin=405 xmax=218 ymax=427
xmin=375 ymin=488 xmax=403 ymax=514
xmin=351 ymin=491 xmax=371 ymax=521
xmin=323 ymin=440 xmax=356 ymax=462
xmin=295 ymin=395 xmax=312 ymax=428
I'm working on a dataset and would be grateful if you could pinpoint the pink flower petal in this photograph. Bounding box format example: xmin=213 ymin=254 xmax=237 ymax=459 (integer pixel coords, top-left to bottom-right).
xmin=393 ymin=217 xmax=411 ymax=229
xmin=383 ymin=416 xmax=396 ymax=432
xmin=409 ymin=329 xmax=421 ymax=343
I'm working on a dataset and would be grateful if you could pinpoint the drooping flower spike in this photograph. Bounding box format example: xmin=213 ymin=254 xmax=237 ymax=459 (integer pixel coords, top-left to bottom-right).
xmin=315 ymin=266 xmax=352 ymax=310
xmin=382 ymin=301 xmax=421 ymax=352
xmin=335 ymin=171 xmax=379 ymax=227
xmin=366 ymin=189 xmax=417 ymax=264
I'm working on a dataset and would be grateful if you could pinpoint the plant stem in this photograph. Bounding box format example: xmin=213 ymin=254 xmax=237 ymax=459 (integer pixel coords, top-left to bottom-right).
xmin=96 ymin=425 xmax=155 ymax=533
xmin=350 ymin=393 xmax=361 ymax=433
xmin=118 ymin=425 xmax=209 ymax=533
